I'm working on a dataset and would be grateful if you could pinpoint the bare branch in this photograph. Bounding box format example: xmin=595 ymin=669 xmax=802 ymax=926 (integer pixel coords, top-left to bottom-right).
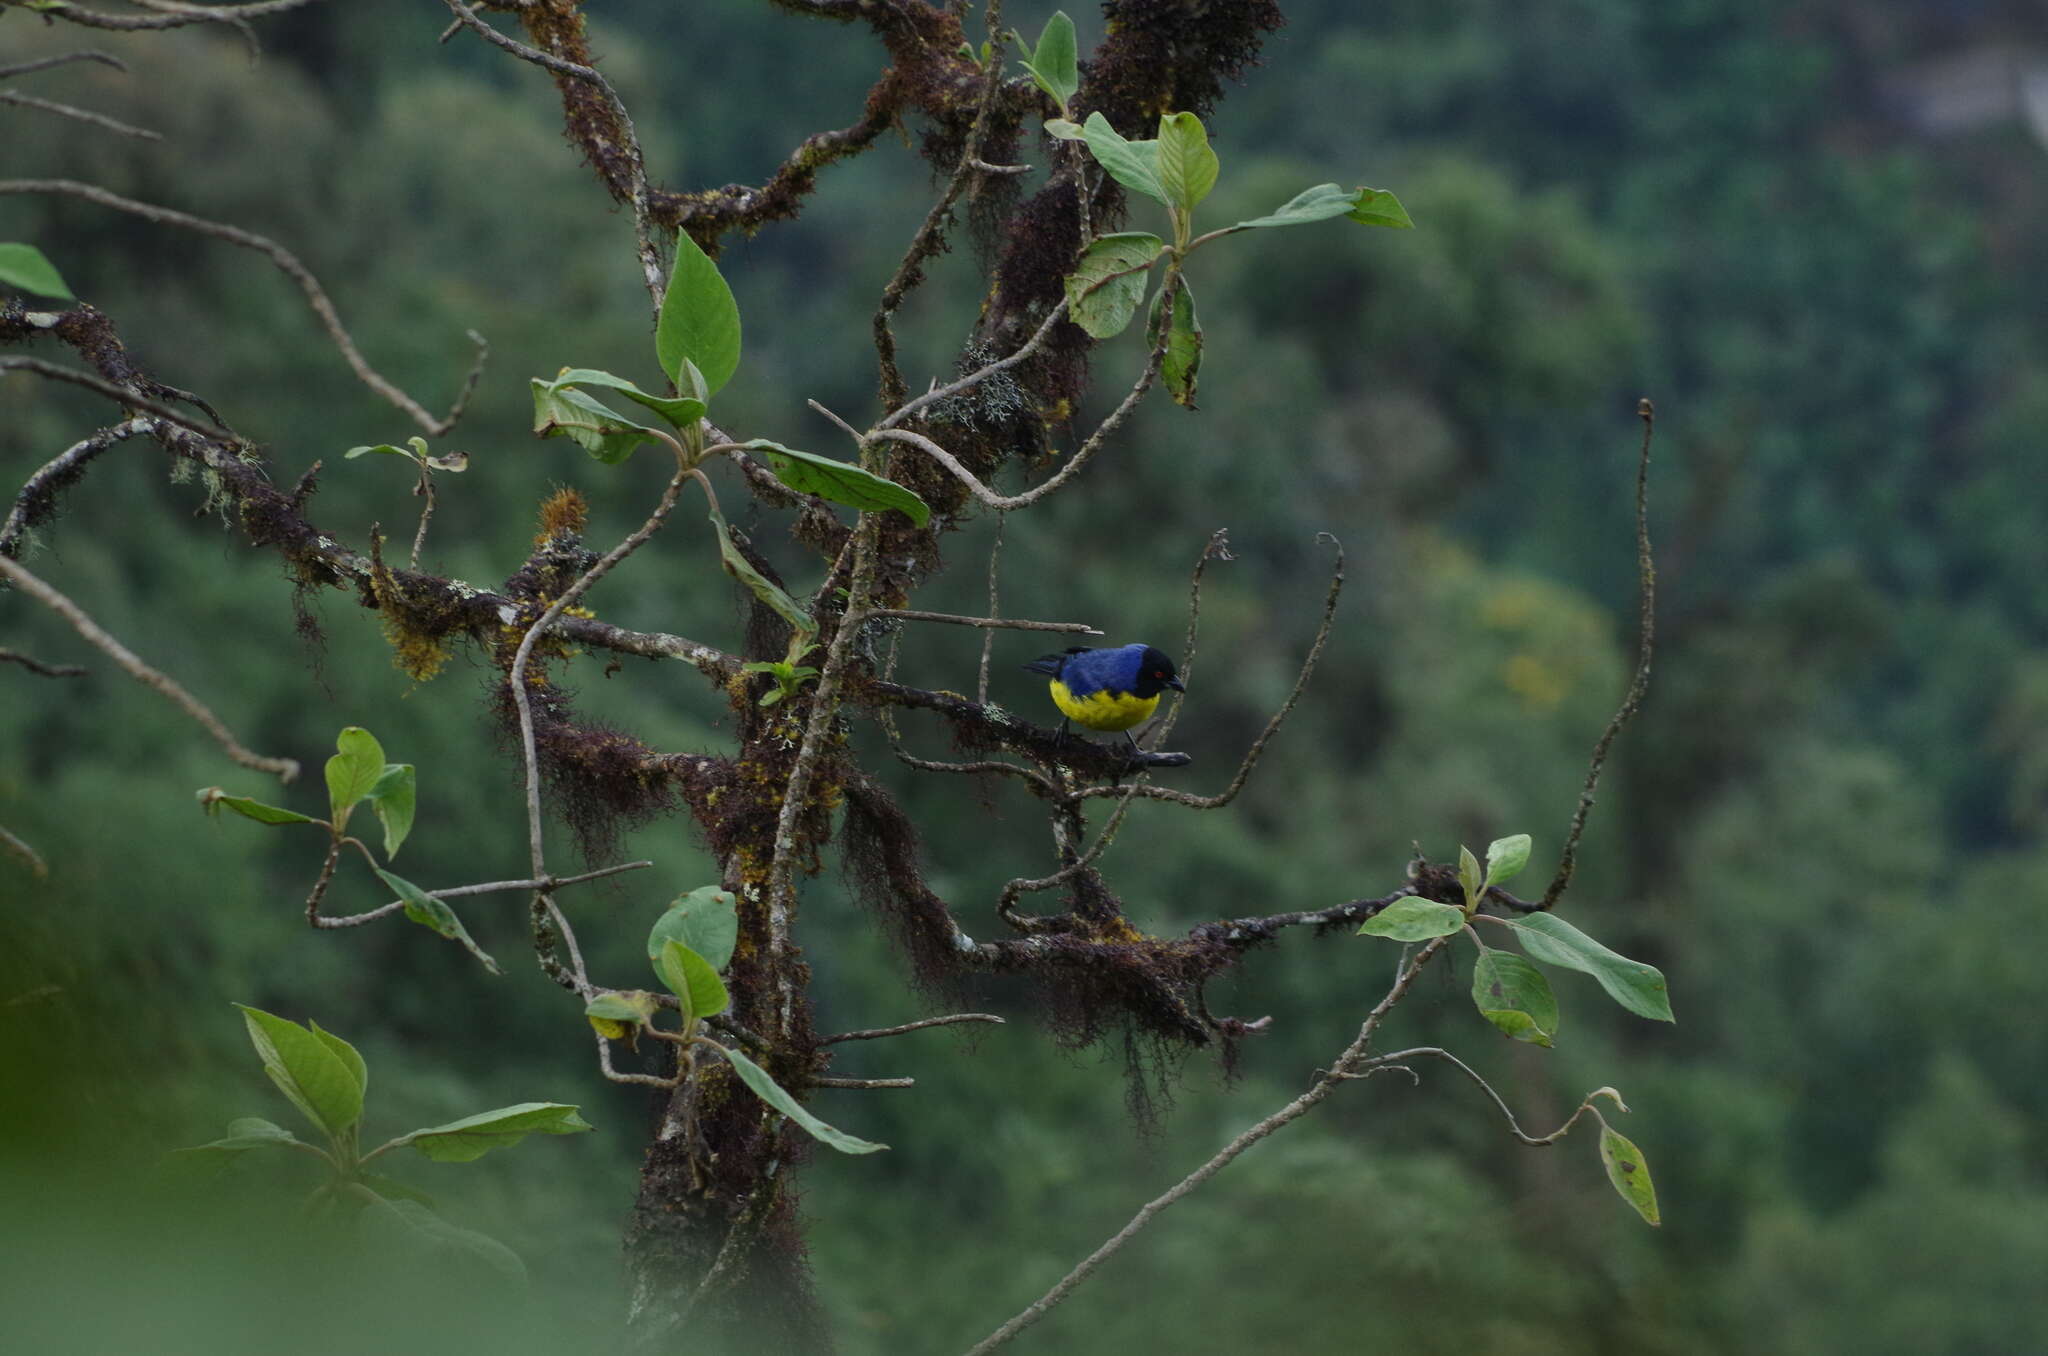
xmin=869 ymin=608 xmax=1100 ymax=636
xmin=0 ymin=358 xmax=230 ymax=438
xmin=0 ymin=554 xmax=298 ymax=781
xmin=965 ymin=935 xmax=1453 ymax=1354
xmin=1 ymin=823 xmax=49 ymax=878
xmin=811 ymin=1076 xmax=914 ymax=1089
xmin=20 ymin=0 xmax=320 ymax=32
xmin=0 ymin=180 xmax=470 ymax=434
xmin=821 ymin=1013 xmax=1005 ymax=1044
xmin=1080 ymin=533 xmax=1343 ymax=807
xmin=0 ymin=648 xmax=86 ymax=678
xmin=0 ymin=89 xmax=162 ymax=140
xmin=1541 ymin=398 xmax=1657 ymax=909
xmin=0 ymin=50 xmax=128 ymax=80
xmin=311 ymin=860 xmax=654 ymax=929
xmin=880 ymin=301 xmax=1067 ymax=432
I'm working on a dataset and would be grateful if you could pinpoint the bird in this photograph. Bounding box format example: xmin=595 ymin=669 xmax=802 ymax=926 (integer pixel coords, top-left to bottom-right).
xmin=1021 ymin=643 xmax=1185 ymax=750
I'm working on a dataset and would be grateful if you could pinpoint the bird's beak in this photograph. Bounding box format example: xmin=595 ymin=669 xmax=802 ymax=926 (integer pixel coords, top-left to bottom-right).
xmin=1166 ymin=676 xmax=1185 ymax=692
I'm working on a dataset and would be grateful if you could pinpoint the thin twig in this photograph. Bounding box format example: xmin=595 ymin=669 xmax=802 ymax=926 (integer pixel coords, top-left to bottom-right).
xmin=0 ymin=358 xmax=231 ymax=439
xmin=0 ymin=648 xmax=86 ymax=678
xmin=0 ymin=50 xmax=128 ymax=79
xmin=1353 ymin=1047 xmax=1605 ymax=1148
xmin=0 ymin=180 xmax=467 ymax=433
xmin=812 ymin=1076 xmax=914 ymax=1089
xmin=821 ymin=1013 xmax=1004 ymax=1044
xmin=20 ymin=0 xmax=318 ymax=32
xmin=0 ymin=554 xmax=298 ymax=781
xmin=1541 ymin=398 xmax=1657 ymax=909
xmin=0 ymin=89 xmax=161 ymax=140
xmin=869 ymin=608 xmax=1098 ymax=635
xmin=979 ymin=513 xmax=1005 ymax=704
xmin=1079 ymin=533 xmax=1343 ymax=807
xmin=1 ymin=823 xmax=48 ymax=877
xmin=965 ymin=935 xmax=1452 ymax=1354
xmin=880 ymin=302 xmax=1067 ymax=432
xmin=311 ymin=860 xmax=653 ymax=929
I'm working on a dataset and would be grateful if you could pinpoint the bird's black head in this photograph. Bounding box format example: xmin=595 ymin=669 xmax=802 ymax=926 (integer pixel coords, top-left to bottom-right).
xmin=1133 ymin=645 xmax=1185 ymax=698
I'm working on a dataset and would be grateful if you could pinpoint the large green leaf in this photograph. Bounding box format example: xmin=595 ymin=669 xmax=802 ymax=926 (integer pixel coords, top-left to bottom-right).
xmin=1019 ymin=10 xmax=1079 ymax=112
xmin=0 ymin=243 xmax=74 ymax=299
xmin=1470 ymin=950 xmax=1558 ymax=1047
xmin=1065 ymin=232 xmax=1164 ymax=339
xmin=545 ymin=367 xmax=706 ymax=432
xmin=717 ymin=1042 xmax=887 ymax=1155
xmin=1145 ymin=278 xmax=1203 ymax=408
xmin=531 ymin=378 xmax=665 ymax=465
xmin=656 ymin=229 xmax=742 ymax=397
xmin=399 ymin=1102 xmax=594 ymax=1164
xmin=655 ymin=938 xmax=730 ymax=1019
xmin=647 ymin=885 xmax=739 ymax=972
xmin=1356 ymin=895 xmax=1467 ymax=941
xmin=1232 ymin=183 xmax=1412 ymax=232
xmin=375 ymin=868 xmax=501 ymax=975
xmin=366 ymin=763 xmax=415 ymax=859
xmin=744 ymin=439 xmax=930 ymax=527
xmin=199 ymin=789 xmax=316 ymax=826
xmin=707 ymin=504 xmax=815 ymax=637
xmin=309 ymin=1021 xmax=367 ymax=1106
xmin=1485 ymin=833 xmax=1532 ymax=887
xmin=1080 ymin=112 xmax=1165 ymax=204
xmin=325 ymin=727 xmax=386 ymax=830
xmin=1509 ymin=913 xmax=1674 ymax=1023
xmin=1598 ymin=1123 xmax=1661 ymax=1226
xmin=1156 ymin=112 xmax=1219 ymax=216
xmin=235 ymin=1005 xmax=365 ymax=1140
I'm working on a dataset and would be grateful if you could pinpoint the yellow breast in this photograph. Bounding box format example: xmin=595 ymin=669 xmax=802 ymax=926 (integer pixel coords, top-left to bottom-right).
xmin=1049 ymin=680 xmax=1161 ymax=732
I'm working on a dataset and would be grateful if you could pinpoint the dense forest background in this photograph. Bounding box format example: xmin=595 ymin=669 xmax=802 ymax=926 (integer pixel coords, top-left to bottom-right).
xmin=5 ymin=1 xmax=2047 ymax=1351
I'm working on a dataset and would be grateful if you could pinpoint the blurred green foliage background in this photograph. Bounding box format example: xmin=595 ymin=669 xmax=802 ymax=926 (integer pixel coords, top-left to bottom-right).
xmin=4 ymin=1 xmax=2047 ymax=1351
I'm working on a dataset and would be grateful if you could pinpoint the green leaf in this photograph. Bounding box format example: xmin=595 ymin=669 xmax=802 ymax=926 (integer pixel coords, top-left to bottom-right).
xmin=655 ymin=938 xmax=730 ymax=1019
xmin=1064 ymin=232 xmax=1164 ymax=339
xmin=0 ymin=243 xmax=74 ymax=299
xmin=1509 ymin=913 xmax=1674 ymax=1023
xmin=235 ymin=1005 xmax=365 ymax=1140
xmin=1023 ymin=10 xmax=1079 ymax=112
xmin=1348 ymin=186 xmax=1414 ymax=229
xmin=1080 ymin=112 xmax=1165 ymax=204
xmin=399 ymin=1102 xmax=593 ymax=1164
xmin=374 ymin=868 xmax=502 ymax=975
xmin=366 ymin=763 xmax=415 ymax=859
xmin=648 ymin=885 xmax=739 ymax=971
xmin=1485 ymin=833 xmax=1532 ymax=887
xmin=707 ymin=504 xmax=815 ymax=637
xmin=743 ymin=439 xmax=931 ymax=527
xmin=1356 ymin=895 xmax=1467 ymax=941
xmin=356 ymin=1195 xmax=528 ymax=1288
xmin=176 ymin=1117 xmax=305 ymax=1155
xmin=1470 ymin=951 xmax=1558 ymax=1047
xmin=1232 ymin=183 xmax=1412 ymax=233
xmin=656 ymin=229 xmax=742 ymax=397
xmin=544 ymin=367 xmax=707 ymax=433
xmin=584 ymin=990 xmax=661 ymax=1034
xmin=1156 ymin=111 xmax=1219 ymax=216
xmin=1598 ymin=1123 xmax=1661 ymax=1226
xmin=1145 ymin=278 xmax=1203 ymax=408
xmin=1457 ymin=844 xmax=1483 ymax=907
xmin=1044 ymin=117 xmax=1086 ymax=141
xmin=308 ymin=1020 xmax=368 ymax=1108
xmin=530 ymin=378 xmax=665 ymax=465
xmin=198 ymin=788 xmax=316 ymax=826
xmin=717 ymin=1042 xmax=887 ymax=1155
xmin=424 ymin=451 xmax=469 ymax=472
xmin=343 ymin=443 xmax=420 ymax=461
xmin=325 ymin=727 xmax=386 ymax=830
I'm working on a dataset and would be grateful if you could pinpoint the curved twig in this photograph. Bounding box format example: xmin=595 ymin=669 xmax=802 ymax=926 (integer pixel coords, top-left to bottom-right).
xmin=17 ymin=0 xmax=318 ymax=32
xmin=0 ymin=179 xmax=470 ymax=433
xmin=1541 ymin=398 xmax=1656 ymax=909
xmin=0 ymin=553 xmax=298 ymax=781
xmin=821 ymin=1012 xmax=1004 ymax=1044
xmin=1 ymin=418 xmax=152 ymax=559
xmin=0 ymin=89 xmax=161 ymax=140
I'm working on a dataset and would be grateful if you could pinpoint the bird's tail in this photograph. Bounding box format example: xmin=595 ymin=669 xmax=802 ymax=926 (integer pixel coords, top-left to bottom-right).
xmin=1021 ymin=647 xmax=1086 ymax=677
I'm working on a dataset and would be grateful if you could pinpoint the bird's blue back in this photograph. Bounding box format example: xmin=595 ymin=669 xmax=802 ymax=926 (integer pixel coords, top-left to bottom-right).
xmin=1056 ymin=644 xmax=1148 ymax=698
